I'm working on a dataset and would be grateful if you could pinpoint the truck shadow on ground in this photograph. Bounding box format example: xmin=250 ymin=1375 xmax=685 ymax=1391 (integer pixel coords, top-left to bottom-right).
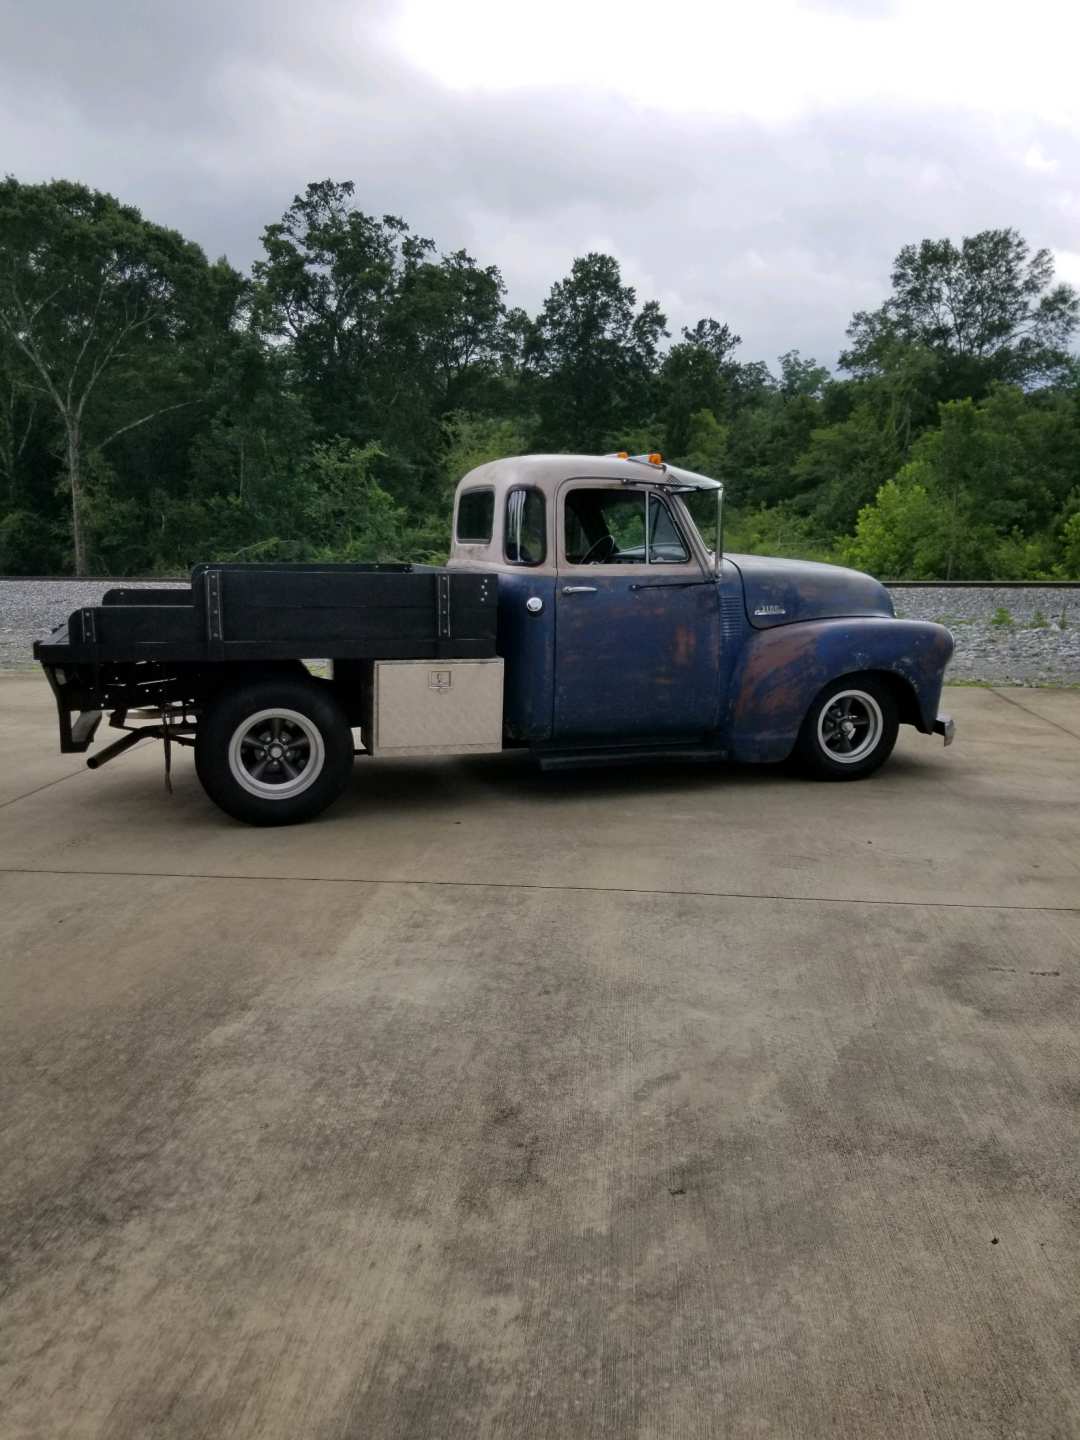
xmin=329 ymin=745 xmax=929 ymax=820
xmin=52 ymin=742 xmax=931 ymax=833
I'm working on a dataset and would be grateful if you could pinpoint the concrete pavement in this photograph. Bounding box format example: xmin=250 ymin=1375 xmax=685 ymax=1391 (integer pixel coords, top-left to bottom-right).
xmin=1 ymin=676 xmax=1079 ymax=1438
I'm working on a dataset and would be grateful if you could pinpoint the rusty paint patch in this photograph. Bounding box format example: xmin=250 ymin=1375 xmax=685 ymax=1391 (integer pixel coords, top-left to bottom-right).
xmin=728 ymin=618 xmax=955 ymax=762
xmin=672 ymin=625 xmax=696 ymax=667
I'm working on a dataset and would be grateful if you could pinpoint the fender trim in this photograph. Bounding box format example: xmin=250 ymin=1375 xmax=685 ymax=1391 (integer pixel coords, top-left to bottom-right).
xmin=726 ymin=617 xmax=955 ymax=763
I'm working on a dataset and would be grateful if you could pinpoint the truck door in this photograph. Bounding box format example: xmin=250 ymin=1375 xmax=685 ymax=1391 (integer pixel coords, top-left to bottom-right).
xmin=553 ymin=482 xmax=721 ymax=740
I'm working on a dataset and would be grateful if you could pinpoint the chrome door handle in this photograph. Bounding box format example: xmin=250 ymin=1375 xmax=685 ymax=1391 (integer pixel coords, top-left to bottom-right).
xmin=562 ymin=585 xmax=598 ymax=594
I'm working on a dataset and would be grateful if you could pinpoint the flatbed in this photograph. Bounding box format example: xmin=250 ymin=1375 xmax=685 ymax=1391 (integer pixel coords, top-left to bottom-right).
xmin=35 ymin=562 xmax=496 ymax=667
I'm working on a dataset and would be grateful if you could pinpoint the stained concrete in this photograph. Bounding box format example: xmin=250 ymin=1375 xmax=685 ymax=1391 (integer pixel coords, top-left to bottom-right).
xmin=1 ymin=676 xmax=1078 ymax=1439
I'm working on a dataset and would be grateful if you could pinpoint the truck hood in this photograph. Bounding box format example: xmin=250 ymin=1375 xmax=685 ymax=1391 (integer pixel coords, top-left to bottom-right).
xmin=727 ymin=553 xmax=894 ymax=629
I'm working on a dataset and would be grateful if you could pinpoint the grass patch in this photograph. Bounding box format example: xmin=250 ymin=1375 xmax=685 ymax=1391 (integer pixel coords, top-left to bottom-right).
xmin=946 ymin=678 xmax=1080 ymax=690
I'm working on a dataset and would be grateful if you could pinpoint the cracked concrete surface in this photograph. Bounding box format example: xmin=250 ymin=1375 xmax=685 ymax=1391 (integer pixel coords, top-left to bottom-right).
xmin=1 ymin=677 xmax=1078 ymax=1439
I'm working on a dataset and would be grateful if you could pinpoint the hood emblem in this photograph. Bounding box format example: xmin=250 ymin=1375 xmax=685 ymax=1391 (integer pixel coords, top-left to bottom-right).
xmin=754 ymin=604 xmax=786 ymax=616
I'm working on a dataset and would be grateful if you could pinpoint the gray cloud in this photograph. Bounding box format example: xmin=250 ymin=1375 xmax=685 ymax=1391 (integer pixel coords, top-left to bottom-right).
xmin=2 ymin=0 xmax=1077 ymax=370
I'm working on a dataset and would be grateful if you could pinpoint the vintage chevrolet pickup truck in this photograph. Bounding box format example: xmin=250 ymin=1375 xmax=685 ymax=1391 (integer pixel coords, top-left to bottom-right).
xmin=33 ymin=452 xmax=954 ymax=825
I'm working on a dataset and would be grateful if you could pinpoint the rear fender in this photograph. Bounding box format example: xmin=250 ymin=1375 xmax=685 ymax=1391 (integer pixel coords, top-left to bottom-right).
xmin=727 ymin=618 xmax=954 ymax=763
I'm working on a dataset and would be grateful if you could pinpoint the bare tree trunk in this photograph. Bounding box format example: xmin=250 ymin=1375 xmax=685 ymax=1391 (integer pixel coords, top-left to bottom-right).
xmin=67 ymin=418 xmax=87 ymax=576
xmin=945 ymin=476 xmax=960 ymax=582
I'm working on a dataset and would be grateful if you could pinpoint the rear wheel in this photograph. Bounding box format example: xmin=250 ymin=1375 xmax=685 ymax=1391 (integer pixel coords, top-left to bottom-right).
xmin=795 ymin=676 xmax=898 ymax=780
xmin=196 ymin=677 xmax=354 ymax=825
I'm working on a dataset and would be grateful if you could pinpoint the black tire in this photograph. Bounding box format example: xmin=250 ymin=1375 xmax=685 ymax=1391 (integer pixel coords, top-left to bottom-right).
xmin=195 ymin=677 xmax=354 ymax=825
xmin=794 ymin=675 xmax=898 ymax=780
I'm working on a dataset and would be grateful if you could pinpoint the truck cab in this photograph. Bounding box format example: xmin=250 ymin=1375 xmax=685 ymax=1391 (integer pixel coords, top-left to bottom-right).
xmin=447 ymin=453 xmax=954 ymax=768
xmin=448 ymin=453 xmax=725 ymax=745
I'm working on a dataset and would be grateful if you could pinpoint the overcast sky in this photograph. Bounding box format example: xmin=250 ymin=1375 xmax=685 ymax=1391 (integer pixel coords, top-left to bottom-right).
xmin=2 ymin=0 xmax=1078 ymax=369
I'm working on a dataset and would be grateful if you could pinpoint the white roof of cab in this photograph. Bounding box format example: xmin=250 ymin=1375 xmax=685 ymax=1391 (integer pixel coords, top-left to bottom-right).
xmin=457 ymin=453 xmax=723 ymax=494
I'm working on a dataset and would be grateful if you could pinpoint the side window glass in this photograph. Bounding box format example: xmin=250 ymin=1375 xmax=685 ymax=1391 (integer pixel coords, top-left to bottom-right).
xmin=505 ymin=488 xmax=546 ymax=565
xmin=456 ymin=488 xmax=494 ymax=543
xmin=565 ymin=490 xmax=644 ymax=564
xmin=564 ymin=489 xmax=689 ymax=565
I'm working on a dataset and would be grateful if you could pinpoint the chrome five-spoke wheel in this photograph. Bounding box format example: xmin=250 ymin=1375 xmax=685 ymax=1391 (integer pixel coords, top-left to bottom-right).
xmin=196 ymin=678 xmax=353 ymax=825
xmin=796 ymin=675 xmax=899 ymax=780
xmin=228 ymin=707 xmax=326 ymax=799
xmin=816 ymin=689 xmax=883 ymax=765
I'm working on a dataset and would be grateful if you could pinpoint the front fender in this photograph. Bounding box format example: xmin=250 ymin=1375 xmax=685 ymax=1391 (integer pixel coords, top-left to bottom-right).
xmin=727 ymin=617 xmax=954 ymax=763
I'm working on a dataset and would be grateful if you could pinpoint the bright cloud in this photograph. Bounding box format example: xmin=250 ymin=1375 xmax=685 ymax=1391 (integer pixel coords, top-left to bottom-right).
xmin=388 ymin=0 xmax=1080 ymax=128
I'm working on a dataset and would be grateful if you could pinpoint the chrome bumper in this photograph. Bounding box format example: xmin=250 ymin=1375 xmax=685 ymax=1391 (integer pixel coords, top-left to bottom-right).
xmin=934 ymin=713 xmax=956 ymax=746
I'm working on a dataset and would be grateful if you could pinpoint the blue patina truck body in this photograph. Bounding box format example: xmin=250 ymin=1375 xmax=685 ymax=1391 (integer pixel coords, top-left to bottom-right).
xmin=448 ymin=454 xmax=954 ymax=768
xmin=33 ymin=451 xmax=954 ymax=824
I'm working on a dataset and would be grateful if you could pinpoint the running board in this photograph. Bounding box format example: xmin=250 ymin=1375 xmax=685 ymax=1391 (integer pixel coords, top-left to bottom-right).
xmin=536 ymin=744 xmax=723 ymax=773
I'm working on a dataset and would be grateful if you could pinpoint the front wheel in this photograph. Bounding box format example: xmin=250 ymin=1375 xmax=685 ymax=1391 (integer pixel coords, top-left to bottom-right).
xmin=794 ymin=676 xmax=898 ymax=780
xmin=195 ymin=677 xmax=354 ymax=825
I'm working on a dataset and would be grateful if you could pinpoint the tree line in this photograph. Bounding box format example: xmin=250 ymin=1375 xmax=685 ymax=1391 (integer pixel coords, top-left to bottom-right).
xmin=1 ymin=175 xmax=1078 ymax=579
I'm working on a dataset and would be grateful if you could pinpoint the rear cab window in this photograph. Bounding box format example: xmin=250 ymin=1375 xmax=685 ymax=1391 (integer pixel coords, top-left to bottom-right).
xmin=456 ymin=488 xmax=495 ymax=543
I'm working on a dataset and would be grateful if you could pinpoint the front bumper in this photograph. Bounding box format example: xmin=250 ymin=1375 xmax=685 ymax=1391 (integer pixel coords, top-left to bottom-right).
xmin=934 ymin=712 xmax=956 ymax=746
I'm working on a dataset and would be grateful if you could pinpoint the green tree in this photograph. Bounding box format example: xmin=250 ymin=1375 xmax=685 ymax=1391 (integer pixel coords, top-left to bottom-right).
xmin=171 ymin=343 xmax=316 ymax=568
xmin=1059 ymin=508 xmax=1080 ymax=578
xmin=842 ymin=228 xmax=1079 ymax=398
xmin=726 ymin=502 xmax=835 ymax=563
xmin=533 ymin=253 xmax=667 ymax=451
xmin=777 ymin=349 xmax=830 ymax=400
xmin=898 ymin=389 xmax=1080 ymax=576
xmin=252 ymin=180 xmax=429 ymax=442
xmin=252 ymin=182 xmax=513 ymax=526
xmin=298 ymin=439 xmax=404 ymax=561
xmin=842 ymin=471 xmax=952 ymax=578
xmin=838 ymin=382 xmax=1080 ymax=580
xmin=679 ymin=407 xmax=728 ymax=479
xmin=0 ymin=331 xmax=40 ymax=502
xmin=4 ymin=173 xmax=1080 ymax=585
xmin=791 ymin=402 xmax=900 ymax=533
xmin=658 ymin=319 xmax=741 ymax=457
xmin=725 ymin=365 xmax=830 ymax=511
xmin=0 ymin=178 xmax=239 ymax=573
xmin=389 ymin=249 xmax=507 ymax=412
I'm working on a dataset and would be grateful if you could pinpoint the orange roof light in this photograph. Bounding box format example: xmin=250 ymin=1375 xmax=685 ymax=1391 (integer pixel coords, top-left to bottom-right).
xmin=648 ymin=452 xmax=663 ymax=465
xmin=616 ymin=450 xmax=629 ymax=459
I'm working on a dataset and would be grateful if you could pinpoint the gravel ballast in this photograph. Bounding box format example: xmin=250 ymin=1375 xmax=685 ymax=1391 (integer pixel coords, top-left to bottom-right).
xmin=2 ymin=577 xmax=1079 ymax=684
xmin=890 ymin=585 xmax=1080 ymax=686
xmin=0 ymin=580 xmax=181 ymax=671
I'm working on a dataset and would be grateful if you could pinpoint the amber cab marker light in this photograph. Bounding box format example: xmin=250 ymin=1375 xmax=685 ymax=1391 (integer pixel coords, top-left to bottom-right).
xmin=648 ymin=452 xmax=663 ymax=465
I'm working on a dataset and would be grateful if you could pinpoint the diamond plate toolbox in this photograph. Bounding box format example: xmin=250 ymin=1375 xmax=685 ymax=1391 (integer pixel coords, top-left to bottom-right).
xmin=369 ymin=658 xmax=504 ymax=756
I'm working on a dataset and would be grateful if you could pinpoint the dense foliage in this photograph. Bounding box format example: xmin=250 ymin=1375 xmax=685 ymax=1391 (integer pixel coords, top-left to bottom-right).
xmin=1 ymin=176 xmax=1078 ymax=578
